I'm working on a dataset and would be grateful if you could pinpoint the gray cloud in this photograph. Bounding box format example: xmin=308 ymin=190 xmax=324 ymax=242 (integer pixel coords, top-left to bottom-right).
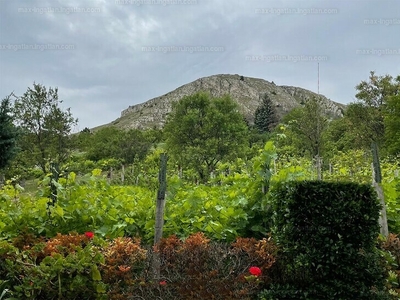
xmin=1 ymin=0 xmax=399 ymax=130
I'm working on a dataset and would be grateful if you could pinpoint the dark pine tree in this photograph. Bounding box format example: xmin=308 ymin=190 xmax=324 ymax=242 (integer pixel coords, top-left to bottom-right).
xmin=254 ymin=93 xmax=278 ymax=133
xmin=0 ymin=96 xmax=19 ymax=170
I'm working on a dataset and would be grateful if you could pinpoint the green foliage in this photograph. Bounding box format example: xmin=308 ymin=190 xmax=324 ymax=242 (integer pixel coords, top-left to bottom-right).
xmin=12 ymin=83 xmax=77 ymax=173
xmin=84 ymin=127 xmax=157 ymax=164
xmin=345 ymin=102 xmax=384 ymax=148
xmin=349 ymin=71 xmax=400 ymax=150
xmin=242 ymin=141 xmax=278 ymax=238
xmin=70 ymin=127 xmax=93 ymax=152
xmin=163 ymin=176 xmax=250 ymax=241
xmin=0 ymin=233 xmax=106 ymax=300
xmin=322 ymin=117 xmax=359 ymax=157
xmin=0 ymin=163 xmax=265 ymax=242
xmin=0 ymin=95 xmax=19 ymax=171
xmin=274 ymin=98 xmax=328 ymax=158
xmin=0 ymin=142 xmax=399 ymax=298
xmin=254 ymin=93 xmax=278 ymax=133
xmin=378 ymin=233 xmax=400 ymax=298
xmin=267 ymin=180 xmax=388 ymax=299
xmin=0 ymin=170 xmax=153 ymax=241
xmin=0 ymin=232 xmax=278 ymax=300
xmin=381 ymin=161 xmax=400 ymax=233
xmin=306 ymin=71 xmax=400 ymax=159
xmin=323 ymin=149 xmax=372 ymax=182
xmin=355 ymin=71 xmax=400 ymax=109
xmin=385 ymin=94 xmax=400 ymax=156
xmin=164 ymin=92 xmax=249 ymax=182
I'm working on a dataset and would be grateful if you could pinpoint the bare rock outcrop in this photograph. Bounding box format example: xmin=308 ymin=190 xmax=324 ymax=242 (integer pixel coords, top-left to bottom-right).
xmin=107 ymin=74 xmax=345 ymax=130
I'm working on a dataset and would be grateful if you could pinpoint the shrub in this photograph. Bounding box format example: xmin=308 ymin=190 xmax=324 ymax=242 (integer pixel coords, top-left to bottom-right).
xmin=0 ymin=233 xmax=106 ymax=300
xmin=264 ymin=180 xmax=388 ymax=299
xmin=378 ymin=233 xmax=400 ymax=298
xmin=100 ymin=237 xmax=148 ymax=299
xmin=151 ymin=232 xmax=277 ymax=300
xmin=1 ymin=232 xmax=278 ymax=299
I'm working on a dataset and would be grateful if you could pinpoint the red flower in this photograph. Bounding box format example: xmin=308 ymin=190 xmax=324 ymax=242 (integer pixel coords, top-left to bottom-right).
xmin=159 ymin=280 xmax=167 ymax=286
xmin=249 ymin=266 xmax=262 ymax=277
xmin=85 ymin=231 xmax=94 ymax=239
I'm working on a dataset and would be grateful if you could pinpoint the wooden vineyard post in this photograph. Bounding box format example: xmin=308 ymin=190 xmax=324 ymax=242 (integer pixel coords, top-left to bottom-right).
xmin=153 ymin=153 xmax=168 ymax=280
xmin=371 ymin=142 xmax=388 ymax=237
xmin=154 ymin=153 xmax=167 ymax=244
xmin=49 ymin=162 xmax=59 ymax=207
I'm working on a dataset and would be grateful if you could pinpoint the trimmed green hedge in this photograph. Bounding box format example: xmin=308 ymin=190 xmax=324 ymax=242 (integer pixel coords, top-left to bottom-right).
xmin=262 ymin=181 xmax=388 ymax=300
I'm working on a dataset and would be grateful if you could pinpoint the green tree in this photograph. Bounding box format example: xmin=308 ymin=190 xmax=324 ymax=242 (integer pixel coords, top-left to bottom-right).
xmin=385 ymin=94 xmax=400 ymax=155
xmin=254 ymin=93 xmax=278 ymax=133
xmin=349 ymin=71 xmax=400 ymax=151
xmin=85 ymin=127 xmax=121 ymax=161
xmin=13 ymin=83 xmax=77 ymax=173
xmin=70 ymin=127 xmax=93 ymax=152
xmin=0 ymin=95 xmax=19 ymax=171
xmin=164 ymin=92 xmax=249 ymax=182
xmin=355 ymin=71 xmax=399 ymax=108
xmin=118 ymin=129 xmax=157 ymax=164
xmin=322 ymin=116 xmax=356 ymax=157
xmin=86 ymin=127 xmax=157 ymax=164
xmin=351 ymin=71 xmax=399 ymax=237
xmin=277 ymin=98 xmax=328 ymax=158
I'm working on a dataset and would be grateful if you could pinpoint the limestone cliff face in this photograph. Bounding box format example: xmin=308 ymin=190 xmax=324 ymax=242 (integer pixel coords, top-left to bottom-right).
xmin=107 ymin=74 xmax=345 ymax=130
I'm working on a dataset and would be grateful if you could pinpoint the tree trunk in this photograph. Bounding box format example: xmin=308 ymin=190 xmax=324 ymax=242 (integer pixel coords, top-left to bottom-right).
xmin=316 ymin=155 xmax=322 ymax=180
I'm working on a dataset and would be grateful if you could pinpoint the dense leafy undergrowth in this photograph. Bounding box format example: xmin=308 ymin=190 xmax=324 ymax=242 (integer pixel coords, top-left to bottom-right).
xmin=0 ymin=144 xmax=399 ymax=299
xmin=0 ymin=169 xmax=255 ymax=242
xmin=0 ymin=232 xmax=277 ymax=300
xmin=0 ymin=231 xmax=399 ymax=299
xmin=1 ymin=147 xmax=399 ymax=242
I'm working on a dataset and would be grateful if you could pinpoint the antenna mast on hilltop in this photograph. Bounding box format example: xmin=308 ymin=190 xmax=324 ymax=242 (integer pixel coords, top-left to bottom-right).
xmin=318 ymin=62 xmax=320 ymax=95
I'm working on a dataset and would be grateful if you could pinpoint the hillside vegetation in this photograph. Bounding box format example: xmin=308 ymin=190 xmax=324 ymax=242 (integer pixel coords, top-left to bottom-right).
xmin=0 ymin=71 xmax=399 ymax=299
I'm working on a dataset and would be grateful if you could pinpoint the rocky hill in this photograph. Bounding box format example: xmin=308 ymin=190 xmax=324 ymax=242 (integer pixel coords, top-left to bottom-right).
xmin=103 ymin=74 xmax=345 ymax=130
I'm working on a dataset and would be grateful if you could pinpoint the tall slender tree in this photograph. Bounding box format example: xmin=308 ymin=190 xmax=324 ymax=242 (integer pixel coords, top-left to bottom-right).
xmin=13 ymin=83 xmax=77 ymax=173
xmin=254 ymin=93 xmax=278 ymax=133
xmin=351 ymin=71 xmax=400 ymax=237
xmin=0 ymin=95 xmax=19 ymax=172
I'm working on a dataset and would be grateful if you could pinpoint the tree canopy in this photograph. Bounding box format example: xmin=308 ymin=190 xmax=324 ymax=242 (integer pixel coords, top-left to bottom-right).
xmin=13 ymin=83 xmax=77 ymax=173
xmin=164 ymin=92 xmax=249 ymax=181
xmin=349 ymin=71 xmax=400 ymax=152
xmin=384 ymin=94 xmax=400 ymax=156
xmin=276 ymin=98 xmax=328 ymax=158
xmin=84 ymin=127 xmax=159 ymax=164
xmin=0 ymin=95 xmax=19 ymax=171
xmin=254 ymin=93 xmax=278 ymax=134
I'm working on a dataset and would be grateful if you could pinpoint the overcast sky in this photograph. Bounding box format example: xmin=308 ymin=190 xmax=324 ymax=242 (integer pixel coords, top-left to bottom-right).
xmin=0 ymin=0 xmax=399 ymax=131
